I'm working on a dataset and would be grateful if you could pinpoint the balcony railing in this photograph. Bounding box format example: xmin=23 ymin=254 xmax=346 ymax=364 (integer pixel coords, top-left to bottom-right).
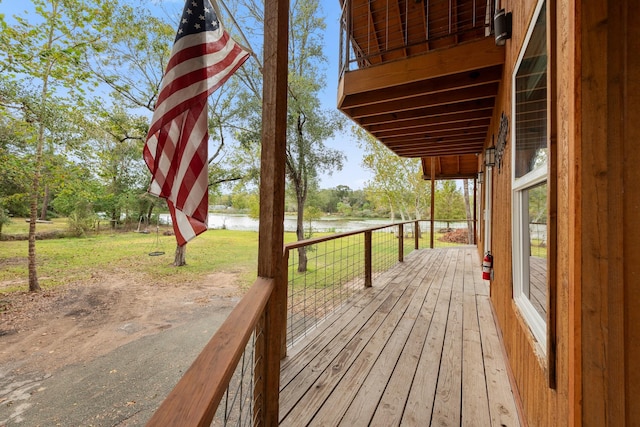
xmin=339 ymin=0 xmax=495 ymax=76
xmin=147 ymin=219 xmax=476 ymax=425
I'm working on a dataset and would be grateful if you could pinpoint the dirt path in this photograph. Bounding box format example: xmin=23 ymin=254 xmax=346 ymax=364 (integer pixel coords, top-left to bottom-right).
xmin=0 ymin=270 xmax=245 ymax=376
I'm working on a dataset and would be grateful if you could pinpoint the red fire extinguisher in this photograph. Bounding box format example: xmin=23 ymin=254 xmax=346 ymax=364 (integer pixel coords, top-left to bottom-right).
xmin=482 ymin=252 xmax=493 ymax=280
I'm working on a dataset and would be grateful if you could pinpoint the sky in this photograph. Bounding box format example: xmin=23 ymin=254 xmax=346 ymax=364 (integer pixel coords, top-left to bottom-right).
xmin=0 ymin=0 xmax=373 ymax=190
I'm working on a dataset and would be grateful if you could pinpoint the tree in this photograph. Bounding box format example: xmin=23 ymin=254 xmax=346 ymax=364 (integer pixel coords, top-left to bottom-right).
xmin=0 ymin=203 xmax=11 ymax=239
xmin=0 ymin=105 xmax=33 ymax=217
xmin=434 ymin=180 xmax=465 ymax=220
xmin=0 ymin=0 xmax=116 ymax=291
xmin=234 ymin=0 xmax=345 ymax=271
xmin=89 ymin=4 xmax=250 ymax=266
xmin=357 ymin=129 xmax=430 ymax=222
xmin=91 ymin=106 xmax=149 ymax=229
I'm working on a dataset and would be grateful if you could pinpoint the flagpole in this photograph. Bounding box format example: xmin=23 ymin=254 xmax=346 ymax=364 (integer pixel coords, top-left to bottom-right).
xmin=217 ymin=0 xmax=263 ymax=72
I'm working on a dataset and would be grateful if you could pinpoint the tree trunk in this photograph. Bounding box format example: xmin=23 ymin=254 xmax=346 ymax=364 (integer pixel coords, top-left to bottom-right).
xmin=462 ymin=179 xmax=473 ymax=244
xmin=40 ymin=184 xmax=49 ymax=221
xmin=28 ymin=122 xmax=46 ymax=292
xmin=296 ymin=196 xmax=307 ymax=272
xmin=146 ymin=203 xmax=154 ymax=229
xmin=174 ymin=244 xmax=186 ymax=266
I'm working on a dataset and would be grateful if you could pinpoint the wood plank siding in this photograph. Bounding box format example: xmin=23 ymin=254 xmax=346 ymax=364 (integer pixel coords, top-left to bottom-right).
xmin=279 ymin=247 xmax=520 ymax=426
xmin=475 ymin=0 xmax=640 ymax=425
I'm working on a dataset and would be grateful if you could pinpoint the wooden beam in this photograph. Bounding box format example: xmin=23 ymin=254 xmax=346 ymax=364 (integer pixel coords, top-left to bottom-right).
xmin=430 ymin=157 xmax=435 ymax=248
xmin=387 ymin=146 xmax=486 ymax=157
xmin=347 ymin=83 xmax=499 ymax=119
xmin=366 ymin=110 xmax=493 ymax=133
xmin=387 ymin=139 xmax=486 ymax=150
xmin=357 ymin=98 xmax=495 ymax=126
xmin=341 ymin=37 xmax=504 ymax=96
xmin=257 ymin=0 xmax=289 ymax=423
xmin=381 ymin=131 xmax=488 ymax=145
xmin=371 ymin=118 xmax=490 ymax=138
xmin=339 ymin=65 xmax=503 ymax=109
xmin=392 ymin=145 xmax=483 ymax=158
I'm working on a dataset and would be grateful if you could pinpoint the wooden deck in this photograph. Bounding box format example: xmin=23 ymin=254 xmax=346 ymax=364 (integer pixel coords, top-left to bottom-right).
xmin=279 ymin=247 xmax=521 ymax=426
xmin=529 ymin=256 xmax=548 ymax=318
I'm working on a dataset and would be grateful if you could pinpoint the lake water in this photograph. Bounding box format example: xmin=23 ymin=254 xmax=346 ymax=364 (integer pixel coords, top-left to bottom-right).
xmin=158 ymin=213 xmax=468 ymax=233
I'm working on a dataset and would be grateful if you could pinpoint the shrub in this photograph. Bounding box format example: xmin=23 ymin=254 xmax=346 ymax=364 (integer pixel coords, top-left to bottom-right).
xmin=438 ymin=228 xmax=470 ymax=244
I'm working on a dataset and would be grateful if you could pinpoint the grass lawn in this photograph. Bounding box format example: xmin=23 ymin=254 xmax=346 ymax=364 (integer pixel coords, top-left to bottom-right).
xmin=1 ymin=218 xmax=467 ymax=295
xmin=0 ymin=220 xmax=278 ymax=293
xmin=1 ymin=217 xmax=68 ymax=235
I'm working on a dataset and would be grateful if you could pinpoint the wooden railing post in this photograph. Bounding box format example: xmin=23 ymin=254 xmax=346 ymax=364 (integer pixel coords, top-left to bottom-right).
xmin=414 ymin=221 xmax=420 ymax=250
xmin=364 ymin=230 xmax=372 ymax=287
xmin=398 ymin=223 xmax=404 ymax=262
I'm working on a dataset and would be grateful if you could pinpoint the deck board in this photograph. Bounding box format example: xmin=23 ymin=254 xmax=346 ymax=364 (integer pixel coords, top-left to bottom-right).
xmin=279 ymin=247 xmax=521 ymax=426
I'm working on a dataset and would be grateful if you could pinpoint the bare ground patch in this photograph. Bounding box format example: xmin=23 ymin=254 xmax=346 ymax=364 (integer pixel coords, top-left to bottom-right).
xmin=0 ymin=270 xmax=245 ymax=374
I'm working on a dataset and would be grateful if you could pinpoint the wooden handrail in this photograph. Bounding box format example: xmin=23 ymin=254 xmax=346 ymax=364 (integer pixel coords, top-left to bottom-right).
xmin=283 ymin=220 xmax=419 ymax=250
xmin=146 ymin=277 xmax=275 ymax=427
xmin=283 ymin=219 xmax=472 ymax=252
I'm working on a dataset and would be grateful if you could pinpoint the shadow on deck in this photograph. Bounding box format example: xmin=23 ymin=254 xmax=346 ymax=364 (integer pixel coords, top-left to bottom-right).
xmin=279 ymin=247 xmax=521 ymax=426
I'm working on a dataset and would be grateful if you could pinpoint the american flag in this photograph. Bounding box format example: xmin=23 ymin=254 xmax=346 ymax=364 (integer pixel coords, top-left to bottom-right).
xmin=143 ymin=0 xmax=249 ymax=246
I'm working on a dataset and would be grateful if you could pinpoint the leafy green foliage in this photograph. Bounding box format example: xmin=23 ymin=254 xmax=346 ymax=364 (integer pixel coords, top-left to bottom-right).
xmin=357 ymin=129 xmax=430 ymax=220
xmin=0 ymin=203 xmax=11 ymax=238
xmin=434 ymin=180 xmax=466 ymax=220
xmin=232 ymin=0 xmax=345 ymax=249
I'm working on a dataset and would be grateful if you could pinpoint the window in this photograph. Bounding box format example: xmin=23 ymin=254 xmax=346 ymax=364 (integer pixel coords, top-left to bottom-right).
xmin=512 ymin=0 xmax=548 ymax=348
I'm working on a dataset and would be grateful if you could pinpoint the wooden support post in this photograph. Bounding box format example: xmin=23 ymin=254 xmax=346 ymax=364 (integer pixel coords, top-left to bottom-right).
xmin=430 ymin=157 xmax=435 ymax=249
xmin=414 ymin=220 xmax=420 ymax=250
xmin=364 ymin=230 xmax=372 ymax=287
xmin=398 ymin=223 xmax=404 ymax=262
xmin=473 ymin=178 xmax=477 ymax=244
xmin=256 ymin=0 xmax=289 ymax=424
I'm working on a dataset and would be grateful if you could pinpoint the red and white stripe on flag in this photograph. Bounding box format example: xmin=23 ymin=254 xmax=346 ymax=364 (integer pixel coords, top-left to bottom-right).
xmin=143 ymin=0 xmax=249 ymax=246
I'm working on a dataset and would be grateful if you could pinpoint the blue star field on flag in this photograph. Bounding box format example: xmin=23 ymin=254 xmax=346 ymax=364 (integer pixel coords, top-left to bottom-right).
xmin=176 ymin=0 xmax=220 ymax=41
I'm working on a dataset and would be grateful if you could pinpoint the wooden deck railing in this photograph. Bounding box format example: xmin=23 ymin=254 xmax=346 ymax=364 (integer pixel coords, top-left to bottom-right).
xmin=339 ymin=0 xmax=495 ymax=76
xmin=147 ymin=277 xmax=274 ymax=426
xmin=283 ymin=220 xmax=420 ymax=349
xmin=146 ymin=218 xmax=477 ymax=425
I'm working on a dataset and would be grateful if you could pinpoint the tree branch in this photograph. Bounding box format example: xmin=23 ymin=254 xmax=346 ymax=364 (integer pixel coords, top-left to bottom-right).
xmin=208 ymin=176 xmax=243 ymax=187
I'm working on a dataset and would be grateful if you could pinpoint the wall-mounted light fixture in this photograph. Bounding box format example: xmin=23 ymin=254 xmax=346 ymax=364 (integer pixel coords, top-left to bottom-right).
xmin=494 ymin=8 xmax=512 ymax=45
xmin=477 ymin=171 xmax=484 ymax=184
xmin=485 ymin=147 xmax=496 ymax=167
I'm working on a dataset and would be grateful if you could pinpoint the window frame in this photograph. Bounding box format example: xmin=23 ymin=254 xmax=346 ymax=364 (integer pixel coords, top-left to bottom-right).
xmin=511 ymin=0 xmax=549 ymax=350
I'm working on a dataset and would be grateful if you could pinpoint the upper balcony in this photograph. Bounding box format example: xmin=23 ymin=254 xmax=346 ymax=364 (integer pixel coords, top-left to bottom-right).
xmin=338 ymin=0 xmax=505 ymax=176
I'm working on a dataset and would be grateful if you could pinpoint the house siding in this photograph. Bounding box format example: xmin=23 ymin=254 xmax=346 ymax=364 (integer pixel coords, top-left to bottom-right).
xmin=479 ymin=0 xmax=639 ymax=425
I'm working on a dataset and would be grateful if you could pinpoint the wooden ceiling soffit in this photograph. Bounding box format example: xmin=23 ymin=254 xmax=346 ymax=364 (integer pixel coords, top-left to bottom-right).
xmin=366 ymin=110 xmax=492 ymax=133
xmin=357 ymin=98 xmax=496 ymax=127
xmin=381 ymin=126 xmax=488 ymax=141
xmin=339 ymin=64 xmax=503 ymax=110
xmin=372 ymin=118 xmax=490 ymax=139
xmin=348 ymin=82 xmax=500 ymax=119
xmin=396 ymin=144 xmax=483 ymax=158
xmin=383 ymin=138 xmax=485 ymax=153
xmin=421 ymin=155 xmax=480 ymax=180
xmin=338 ymin=37 xmax=505 ymax=105
xmin=385 ymin=136 xmax=484 ymax=153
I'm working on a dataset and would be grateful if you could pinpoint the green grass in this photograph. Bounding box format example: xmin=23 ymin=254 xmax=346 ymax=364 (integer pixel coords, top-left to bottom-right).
xmin=1 ymin=218 xmax=469 ymax=296
xmin=2 ymin=217 xmax=68 ymax=235
xmin=0 ymin=227 xmax=271 ymax=294
xmin=285 ymin=229 xmax=464 ymax=290
xmin=530 ymin=240 xmax=548 ymax=258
